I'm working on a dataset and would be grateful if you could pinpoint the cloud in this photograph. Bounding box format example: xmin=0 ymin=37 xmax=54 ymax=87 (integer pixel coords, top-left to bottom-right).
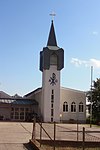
xmin=92 ymin=31 xmax=99 ymax=36
xmin=90 ymin=59 xmax=100 ymax=68
xmin=71 ymin=58 xmax=100 ymax=68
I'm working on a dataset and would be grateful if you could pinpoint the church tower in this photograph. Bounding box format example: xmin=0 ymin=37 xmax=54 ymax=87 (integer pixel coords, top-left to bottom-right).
xmin=40 ymin=20 xmax=64 ymax=122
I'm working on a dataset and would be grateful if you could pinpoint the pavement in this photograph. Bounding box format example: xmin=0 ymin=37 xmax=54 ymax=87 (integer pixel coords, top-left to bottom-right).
xmin=0 ymin=122 xmax=33 ymax=150
xmin=34 ymin=123 xmax=100 ymax=142
xmin=0 ymin=122 xmax=100 ymax=149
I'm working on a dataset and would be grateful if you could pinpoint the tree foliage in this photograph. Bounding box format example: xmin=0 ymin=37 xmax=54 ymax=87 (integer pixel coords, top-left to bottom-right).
xmin=87 ymin=78 xmax=100 ymax=123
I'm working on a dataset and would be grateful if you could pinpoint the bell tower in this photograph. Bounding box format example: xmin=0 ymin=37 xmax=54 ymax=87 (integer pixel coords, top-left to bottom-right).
xmin=40 ymin=20 xmax=64 ymax=122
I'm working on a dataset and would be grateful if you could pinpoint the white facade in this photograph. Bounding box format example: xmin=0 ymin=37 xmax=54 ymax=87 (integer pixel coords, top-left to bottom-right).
xmin=60 ymin=87 xmax=86 ymax=123
xmin=27 ymin=87 xmax=86 ymax=123
xmin=42 ymin=65 xmax=60 ymax=122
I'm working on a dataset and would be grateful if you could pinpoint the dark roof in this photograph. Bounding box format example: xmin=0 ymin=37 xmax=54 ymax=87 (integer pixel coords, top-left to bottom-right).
xmin=24 ymin=87 xmax=42 ymax=97
xmin=0 ymin=98 xmax=38 ymax=105
xmin=47 ymin=20 xmax=57 ymax=46
xmin=0 ymin=91 xmax=12 ymax=98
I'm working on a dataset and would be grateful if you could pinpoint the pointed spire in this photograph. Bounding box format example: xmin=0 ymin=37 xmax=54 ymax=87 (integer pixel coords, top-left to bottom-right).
xmin=47 ymin=20 xmax=57 ymax=46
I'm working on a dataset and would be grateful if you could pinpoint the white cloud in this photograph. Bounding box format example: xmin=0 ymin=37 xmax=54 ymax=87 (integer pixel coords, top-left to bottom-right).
xmin=90 ymin=59 xmax=100 ymax=68
xmin=92 ymin=31 xmax=99 ymax=36
xmin=71 ymin=58 xmax=100 ymax=69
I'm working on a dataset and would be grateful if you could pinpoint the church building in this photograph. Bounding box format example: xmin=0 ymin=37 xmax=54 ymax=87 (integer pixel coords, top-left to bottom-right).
xmin=0 ymin=20 xmax=86 ymax=123
xmin=24 ymin=20 xmax=86 ymax=123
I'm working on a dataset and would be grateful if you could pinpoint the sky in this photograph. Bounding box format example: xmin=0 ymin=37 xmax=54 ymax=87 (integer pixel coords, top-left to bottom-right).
xmin=0 ymin=0 xmax=100 ymax=96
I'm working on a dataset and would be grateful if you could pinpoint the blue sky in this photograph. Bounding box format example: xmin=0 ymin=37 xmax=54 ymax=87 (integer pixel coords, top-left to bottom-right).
xmin=0 ymin=0 xmax=100 ymax=96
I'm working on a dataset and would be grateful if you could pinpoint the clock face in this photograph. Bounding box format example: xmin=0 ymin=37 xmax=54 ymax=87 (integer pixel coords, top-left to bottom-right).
xmin=49 ymin=73 xmax=58 ymax=86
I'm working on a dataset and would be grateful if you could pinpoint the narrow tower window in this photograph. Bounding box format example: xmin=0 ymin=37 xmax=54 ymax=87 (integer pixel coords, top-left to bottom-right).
xmin=50 ymin=53 xmax=57 ymax=65
xmin=51 ymin=89 xmax=54 ymax=102
xmin=51 ymin=89 xmax=54 ymax=121
xmin=52 ymin=89 xmax=54 ymax=95
xmin=51 ymin=109 xmax=54 ymax=116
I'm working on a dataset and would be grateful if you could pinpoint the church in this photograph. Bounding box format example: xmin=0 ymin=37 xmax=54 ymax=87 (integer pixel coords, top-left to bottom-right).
xmin=24 ymin=20 xmax=86 ymax=123
xmin=0 ymin=20 xmax=86 ymax=123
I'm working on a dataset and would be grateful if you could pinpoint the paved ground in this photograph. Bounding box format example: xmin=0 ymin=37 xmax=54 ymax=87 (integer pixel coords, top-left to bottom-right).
xmin=0 ymin=122 xmax=100 ymax=149
xmin=0 ymin=122 xmax=33 ymax=150
xmin=34 ymin=123 xmax=100 ymax=142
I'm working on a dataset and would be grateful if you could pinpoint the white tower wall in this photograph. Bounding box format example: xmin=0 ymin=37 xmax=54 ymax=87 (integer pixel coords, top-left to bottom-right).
xmin=42 ymin=65 xmax=60 ymax=122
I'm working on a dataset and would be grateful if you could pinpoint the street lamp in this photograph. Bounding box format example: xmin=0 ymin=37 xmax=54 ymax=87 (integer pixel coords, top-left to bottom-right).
xmin=90 ymin=66 xmax=93 ymax=128
xmin=60 ymin=113 xmax=62 ymax=123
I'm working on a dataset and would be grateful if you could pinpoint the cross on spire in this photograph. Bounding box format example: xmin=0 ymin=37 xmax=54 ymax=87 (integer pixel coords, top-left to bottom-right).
xmin=49 ymin=12 xmax=56 ymax=21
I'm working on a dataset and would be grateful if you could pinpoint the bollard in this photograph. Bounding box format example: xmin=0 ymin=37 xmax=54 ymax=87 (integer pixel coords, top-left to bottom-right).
xmin=40 ymin=122 xmax=42 ymax=147
xmin=32 ymin=117 xmax=36 ymax=141
xmin=82 ymin=127 xmax=85 ymax=150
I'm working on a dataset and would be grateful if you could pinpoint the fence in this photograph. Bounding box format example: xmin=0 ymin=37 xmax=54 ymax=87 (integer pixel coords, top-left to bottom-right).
xmin=31 ymin=120 xmax=100 ymax=150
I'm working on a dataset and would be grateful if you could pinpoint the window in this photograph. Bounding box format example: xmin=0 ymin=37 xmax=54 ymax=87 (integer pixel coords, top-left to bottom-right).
xmin=20 ymin=112 xmax=24 ymax=119
xmin=51 ymin=109 xmax=54 ymax=116
xmin=51 ymin=103 xmax=53 ymax=108
xmin=20 ymin=108 xmax=24 ymax=120
xmin=71 ymin=102 xmax=76 ymax=112
xmin=79 ymin=102 xmax=84 ymax=112
xmin=51 ymin=89 xmax=54 ymax=103
xmin=15 ymin=108 xmax=19 ymax=119
xmin=50 ymin=53 xmax=57 ymax=65
xmin=15 ymin=112 xmax=19 ymax=119
xmin=51 ymin=95 xmax=54 ymax=100
xmin=51 ymin=90 xmax=54 ymax=119
xmin=52 ymin=90 xmax=54 ymax=95
xmin=63 ymin=102 xmax=68 ymax=112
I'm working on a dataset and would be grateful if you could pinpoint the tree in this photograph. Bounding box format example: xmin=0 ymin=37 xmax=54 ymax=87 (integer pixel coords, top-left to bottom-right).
xmin=87 ymin=78 xmax=100 ymax=124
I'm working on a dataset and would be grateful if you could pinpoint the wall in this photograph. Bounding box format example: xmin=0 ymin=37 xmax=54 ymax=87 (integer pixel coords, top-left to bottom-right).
xmin=60 ymin=87 xmax=86 ymax=123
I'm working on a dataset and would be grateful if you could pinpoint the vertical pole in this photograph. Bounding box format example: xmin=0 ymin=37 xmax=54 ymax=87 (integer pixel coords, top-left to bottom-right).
xmin=90 ymin=66 xmax=93 ymax=128
xmin=32 ymin=117 xmax=36 ymax=141
xmin=77 ymin=120 xmax=79 ymax=141
xmin=82 ymin=127 xmax=85 ymax=150
xmin=40 ymin=122 xmax=42 ymax=147
xmin=53 ymin=122 xmax=56 ymax=150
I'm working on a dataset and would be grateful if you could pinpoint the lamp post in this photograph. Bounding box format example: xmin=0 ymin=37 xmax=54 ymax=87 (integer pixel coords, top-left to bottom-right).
xmin=60 ymin=113 xmax=62 ymax=123
xmin=90 ymin=66 xmax=93 ymax=128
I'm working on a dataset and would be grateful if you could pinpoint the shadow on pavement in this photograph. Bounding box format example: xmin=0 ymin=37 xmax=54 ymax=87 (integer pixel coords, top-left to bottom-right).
xmin=23 ymin=143 xmax=34 ymax=150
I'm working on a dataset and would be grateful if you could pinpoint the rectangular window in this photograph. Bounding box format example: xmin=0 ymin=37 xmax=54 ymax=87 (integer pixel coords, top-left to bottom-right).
xmin=51 ymin=94 xmax=54 ymax=100
xmin=51 ymin=103 xmax=53 ymax=108
xmin=15 ymin=112 xmax=19 ymax=119
xmin=20 ymin=112 xmax=24 ymax=120
xmin=52 ymin=90 xmax=54 ymax=95
xmin=51 ymin=109 xmax=53 ymax=116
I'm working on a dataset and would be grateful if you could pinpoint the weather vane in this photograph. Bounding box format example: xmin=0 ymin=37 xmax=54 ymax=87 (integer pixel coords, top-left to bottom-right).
xmin=49 ymin=12 xmax=56 ymax=21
